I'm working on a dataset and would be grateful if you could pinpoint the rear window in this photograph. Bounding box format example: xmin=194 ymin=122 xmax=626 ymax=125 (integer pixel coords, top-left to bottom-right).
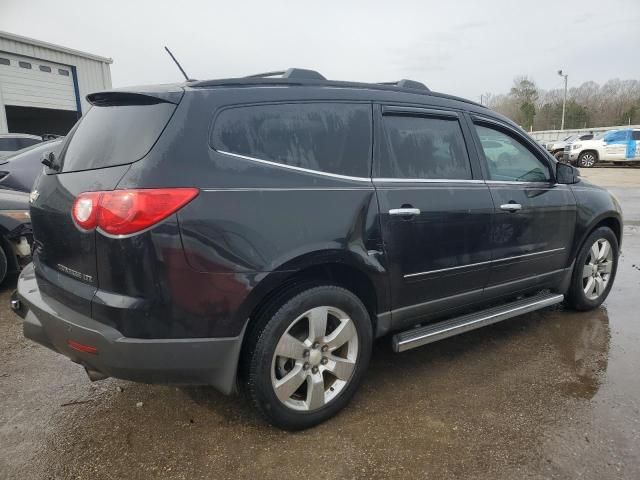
xmin=60 ymin=102 xmax=176 ymax=172
xmin=210 ymin=103 xmax=372 ymax=178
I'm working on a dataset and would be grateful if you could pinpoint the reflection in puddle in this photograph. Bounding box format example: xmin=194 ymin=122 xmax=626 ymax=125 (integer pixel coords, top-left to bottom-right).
xmin=552 ymin=307 xmax=610 ymax=399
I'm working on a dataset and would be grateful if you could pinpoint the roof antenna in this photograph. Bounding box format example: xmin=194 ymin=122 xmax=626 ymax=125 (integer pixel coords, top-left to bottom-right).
xmin=164 ymin=46 xmax=194 ymax=82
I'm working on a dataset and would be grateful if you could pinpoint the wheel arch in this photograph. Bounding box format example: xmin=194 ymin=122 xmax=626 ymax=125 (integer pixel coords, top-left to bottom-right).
xmin=579 ymin=149 xmax=599 ymax=160
xmin=572 ymin=214 xmax=622 ymax=261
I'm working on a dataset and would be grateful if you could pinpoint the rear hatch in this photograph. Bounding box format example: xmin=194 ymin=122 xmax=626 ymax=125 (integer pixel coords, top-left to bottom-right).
xmin=29 ymin=89 xmax=182 ymax=315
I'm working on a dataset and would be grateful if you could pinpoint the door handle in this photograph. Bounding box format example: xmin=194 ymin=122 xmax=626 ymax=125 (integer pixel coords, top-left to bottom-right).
xmin=389 ymin=208 xmax=421 ymax=216
xmin=500 ymin=203 xmax=522 ymax=212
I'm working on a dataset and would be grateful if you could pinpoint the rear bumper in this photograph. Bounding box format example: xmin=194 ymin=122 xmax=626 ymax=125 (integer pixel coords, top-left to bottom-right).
xmin=14 ymin=263 xmax=244 ymax=394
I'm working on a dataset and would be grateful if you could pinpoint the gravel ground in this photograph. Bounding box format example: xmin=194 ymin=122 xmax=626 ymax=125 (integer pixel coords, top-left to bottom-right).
xmin=1 ymin=167 xmax=639 ymax=479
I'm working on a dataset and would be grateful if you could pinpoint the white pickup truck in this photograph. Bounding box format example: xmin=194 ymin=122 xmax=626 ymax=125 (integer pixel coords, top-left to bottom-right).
xmin=564 ymin=129 xmax=640 ymax=167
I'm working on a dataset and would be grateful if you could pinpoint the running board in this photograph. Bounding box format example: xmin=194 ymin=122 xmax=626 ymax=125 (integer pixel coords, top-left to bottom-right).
xmin=392 ymin=293 xmax=564 ymax=353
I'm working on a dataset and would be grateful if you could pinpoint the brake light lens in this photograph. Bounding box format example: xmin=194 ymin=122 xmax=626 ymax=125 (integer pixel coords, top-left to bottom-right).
xmin=72 ymin=188 xmax=198 ymax=235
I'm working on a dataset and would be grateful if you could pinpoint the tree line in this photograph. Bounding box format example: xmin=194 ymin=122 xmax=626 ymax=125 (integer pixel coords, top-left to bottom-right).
xmin=485 ymin=77 xmax=640 ymax=132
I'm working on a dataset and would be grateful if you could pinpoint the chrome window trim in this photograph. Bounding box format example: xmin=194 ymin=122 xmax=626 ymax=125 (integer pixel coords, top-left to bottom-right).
xmin=373 ymin=178 xmax=484 ymax=184
xmin=485 ymin=180 xmax=557 ymax=187
xmin=215 ymin=150 xmax=373 ymax=183
xmin=404 ymin=247 xmax=566 ymax=279
xmin=201 ymin=187 xmax=374 ymax=192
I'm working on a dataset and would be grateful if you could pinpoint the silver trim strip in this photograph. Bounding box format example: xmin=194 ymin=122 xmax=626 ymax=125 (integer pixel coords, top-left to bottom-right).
xmin=404 ymin=247 xmax=566 ymax=278
xmin=201 ymin=187 xmax=373 ymax=192
xmin=491 ymin=247 xmax=565 ymax=263
xmin=404 ymin=260 xmax=491 ymax=278
xmin=485 ymin=180 xmax=555 ymax=186
xmin=216 ymin=150 xmax=373 ymax=183
xmin=374 ymin=178 xmax=485 ymax=184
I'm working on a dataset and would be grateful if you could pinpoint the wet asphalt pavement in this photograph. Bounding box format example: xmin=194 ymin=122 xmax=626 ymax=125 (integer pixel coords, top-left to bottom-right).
xmin=1 ymin=168 xmax=639 ymax=479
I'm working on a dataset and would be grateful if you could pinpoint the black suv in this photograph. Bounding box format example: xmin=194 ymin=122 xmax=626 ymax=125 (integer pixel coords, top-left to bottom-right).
xmin=13 ymin=69 xmax=622 ymax=430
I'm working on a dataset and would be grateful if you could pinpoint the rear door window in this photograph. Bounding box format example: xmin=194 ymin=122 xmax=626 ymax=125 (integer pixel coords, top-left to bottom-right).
xmin=378 ymin=114 xmax=472 ymax=179
xmin=211 ymin=103 xmax=372 ymax=178
xmin=60 ymin=100 xmax=176 ymax=172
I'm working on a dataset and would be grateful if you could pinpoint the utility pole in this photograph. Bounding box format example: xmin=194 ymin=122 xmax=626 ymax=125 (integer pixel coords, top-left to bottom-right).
xmin=558 ymin=69 xmax=568 ymax=131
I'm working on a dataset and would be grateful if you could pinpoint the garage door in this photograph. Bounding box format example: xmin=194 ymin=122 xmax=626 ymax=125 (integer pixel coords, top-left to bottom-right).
xmin=0 ymin=52 xmax=77 ymax=111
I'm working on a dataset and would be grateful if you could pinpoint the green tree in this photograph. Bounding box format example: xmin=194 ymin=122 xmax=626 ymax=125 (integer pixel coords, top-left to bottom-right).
xmin=510 ymin=76 xmax=539 ymax=130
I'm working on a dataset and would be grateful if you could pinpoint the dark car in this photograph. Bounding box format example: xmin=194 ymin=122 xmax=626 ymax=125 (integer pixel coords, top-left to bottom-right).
xmin=0 ymin=189 xmax=32 ymax=284
xmin=0 ymin=133 xmax=42 ymax=158
xmin=12 ymin=69 xmax=622 ymax=430
xmin=0 ymin=139 xmax=64 ymax=192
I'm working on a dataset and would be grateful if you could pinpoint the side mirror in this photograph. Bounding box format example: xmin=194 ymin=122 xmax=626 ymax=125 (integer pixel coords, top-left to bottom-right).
xmin=556 ymin=162 xmax=579 ymax=184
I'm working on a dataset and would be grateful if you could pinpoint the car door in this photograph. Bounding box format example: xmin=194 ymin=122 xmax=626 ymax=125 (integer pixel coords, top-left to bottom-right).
xmin=633 ymin=130 xmax=640 ymax=160
xmin=468 ymin=116 xmax=576 ymax=298
xmin=374 ymin=105 xmax=494 ymax=329
xmin=603 ymin=130 xmax=630 ymax=161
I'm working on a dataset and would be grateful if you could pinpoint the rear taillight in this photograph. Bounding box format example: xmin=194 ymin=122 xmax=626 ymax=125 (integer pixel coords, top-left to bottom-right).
xmin=71 ymin=188 xmax=198 ymax=236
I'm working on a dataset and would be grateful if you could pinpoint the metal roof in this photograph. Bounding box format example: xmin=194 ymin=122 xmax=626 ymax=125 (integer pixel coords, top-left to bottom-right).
xmin=0 ymin=30 xmax=113 ymax=64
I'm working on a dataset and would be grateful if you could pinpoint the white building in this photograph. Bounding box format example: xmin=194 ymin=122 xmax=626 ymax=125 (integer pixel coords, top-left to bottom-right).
xmin=0 ymin=30 xmax=112 ymax=135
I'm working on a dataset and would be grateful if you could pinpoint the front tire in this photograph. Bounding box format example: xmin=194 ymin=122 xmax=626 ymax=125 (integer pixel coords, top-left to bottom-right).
xmin=244 ymin=285 xmax=372 ymax=430
xmin=0 ymin=245 xmax=8 ymax=285
xmin=578 ymin=151 xmax=598 ymax=168
xmin=565 ymin=227 xmax=618 ymax=311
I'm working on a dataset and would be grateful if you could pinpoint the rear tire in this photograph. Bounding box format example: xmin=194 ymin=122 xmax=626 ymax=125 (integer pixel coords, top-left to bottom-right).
xmin=565 ymin=227 xmax=618 ymax=311
xmin=243 ymin=285 xmax=372 ymax=430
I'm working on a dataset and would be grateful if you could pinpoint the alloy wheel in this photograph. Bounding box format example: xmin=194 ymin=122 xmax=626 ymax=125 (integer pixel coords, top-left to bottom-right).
xmin=270 ymin=306 xmax=358 ymax=411
xmin=579 ymin=153 xmax=596 ymax=167
xmin=582 ymin=238 xmax=613 ymax=300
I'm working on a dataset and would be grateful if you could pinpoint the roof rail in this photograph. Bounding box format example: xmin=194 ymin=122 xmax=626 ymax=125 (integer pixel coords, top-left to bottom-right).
xmin=379 ymin=79 xmax=430 ymax=91
xmin=245 ymin=68 xmax=326 ymax=80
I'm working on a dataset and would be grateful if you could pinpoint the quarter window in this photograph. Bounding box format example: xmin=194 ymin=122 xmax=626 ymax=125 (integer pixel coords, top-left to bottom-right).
xmin=211 ymin=103 xmax=372 ymax=178
xmin=475 ymin=124 xmax=550 ymax=182
xmin=379 ymin=114 xmax=472 ymax=179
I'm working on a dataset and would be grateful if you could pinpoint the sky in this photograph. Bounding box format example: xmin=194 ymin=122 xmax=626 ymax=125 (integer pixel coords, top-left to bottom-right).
xmin=1 ymin=0 xmax=639 ymax=101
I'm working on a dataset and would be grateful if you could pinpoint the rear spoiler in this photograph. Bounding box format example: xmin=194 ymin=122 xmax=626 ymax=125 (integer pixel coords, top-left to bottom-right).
xmin=87 ymin=87 xmax=184 ymax=106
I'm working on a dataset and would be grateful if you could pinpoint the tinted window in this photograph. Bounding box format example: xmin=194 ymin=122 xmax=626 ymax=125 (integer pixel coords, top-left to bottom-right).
xmin=0 ymin=58 xmax=9 ymax=66
xmin=3 ymin=139 xmax=60 ymax=161
xmin=380 ymin=115 xmax=471 ymax=179
xmin=19 ymin=61 xmax=31 ymax=69
xmin=58 ymin=69 xmax=69 ymax=76
xmin=476 ymin=124 xmax=550 ymax=182
xmin=0 ymin=138 xmax=20 ymax=151
xmin=0 ymin=137 xmax=38 ymax=151
xmin=604 ymin=130 xmax=628 ymax=143
xmin=211 ymin=103 xmax=371 ymax=177
xmin=39 ymin=65 xmax=52 ymax=72
xmin=61 ymin=102 xmax=176 ymax=172
xmin=633 ymin=131 xmax=640 ymax=141
xmin=579 ymin=134 xmax=593 ymax=140
xmin=16 ymin=138 xmax=40 ymax=149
